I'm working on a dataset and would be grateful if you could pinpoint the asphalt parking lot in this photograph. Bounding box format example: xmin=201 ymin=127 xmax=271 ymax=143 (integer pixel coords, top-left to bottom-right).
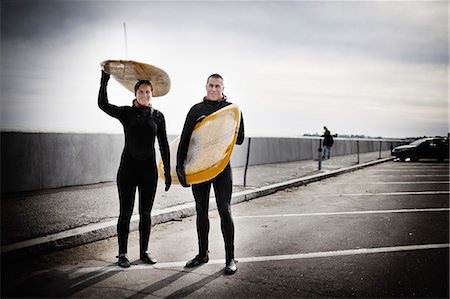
xmin=2 ymin=160 xmax=449 ymax=298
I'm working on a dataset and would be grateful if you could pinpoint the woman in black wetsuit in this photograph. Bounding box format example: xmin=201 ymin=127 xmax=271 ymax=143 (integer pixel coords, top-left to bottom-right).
xmin=98 ymin=70 xmax=171 ymax=268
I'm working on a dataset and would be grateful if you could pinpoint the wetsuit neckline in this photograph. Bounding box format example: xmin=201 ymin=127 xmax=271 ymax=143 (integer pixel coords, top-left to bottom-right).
xmin=203 ymin=95 xmax=227 ymax=106
xmin=132 ymin=99 xmax=151 ymax=110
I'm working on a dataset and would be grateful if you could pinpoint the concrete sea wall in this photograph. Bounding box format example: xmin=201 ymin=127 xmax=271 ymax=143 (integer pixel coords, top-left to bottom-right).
xmin=1 ymin=132 xmax=403 ymax=193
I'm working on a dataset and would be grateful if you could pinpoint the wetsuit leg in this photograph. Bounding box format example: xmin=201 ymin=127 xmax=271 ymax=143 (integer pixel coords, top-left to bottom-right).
xmin=212 ymin=164 xmax=234 ymax=263
xmin=322 ymin=146 xmax=328 ymax=159
xmin=137 ymin=160 xmax=158 ymax=253
xmin=192 ymin=181 xmax=212 ymax=256
xmin=116 ymin=159 xmax=137 ymax=255
xmin=324 ymin=146 xmax=331 ymax=159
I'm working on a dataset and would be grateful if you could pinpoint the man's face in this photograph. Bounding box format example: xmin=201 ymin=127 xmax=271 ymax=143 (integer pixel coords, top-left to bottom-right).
xmin=205 ymin=77 xmax=224 ymax=101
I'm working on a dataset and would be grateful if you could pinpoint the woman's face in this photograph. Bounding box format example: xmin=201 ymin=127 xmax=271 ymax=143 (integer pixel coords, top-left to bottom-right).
xmin=136 ymin=84 xmax=152 ymax=107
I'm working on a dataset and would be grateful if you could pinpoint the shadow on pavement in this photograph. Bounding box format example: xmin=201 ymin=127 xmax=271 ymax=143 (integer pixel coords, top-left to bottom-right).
xmin=125 ymin=267 xmax=192 ymax=299
xmin=165 ymin=268 xmax=225 ymax=299
xmin=2 ymin=261 xmax=123 ymax=298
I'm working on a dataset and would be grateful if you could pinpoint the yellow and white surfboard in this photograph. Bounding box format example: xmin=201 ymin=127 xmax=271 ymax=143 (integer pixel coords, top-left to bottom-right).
xmin=158 ymin=104 xmax=241 ymax=185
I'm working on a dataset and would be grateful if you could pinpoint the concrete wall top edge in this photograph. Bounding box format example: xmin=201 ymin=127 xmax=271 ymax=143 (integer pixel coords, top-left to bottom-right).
xmin=1 ymin=131 xmax=406 ymax=142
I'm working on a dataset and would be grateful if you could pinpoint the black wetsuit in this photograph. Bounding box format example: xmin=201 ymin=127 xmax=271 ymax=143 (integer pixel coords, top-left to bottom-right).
xmin=98 ymin=79 xmax=170 ymax=256
xmin=177 ymin=97 xmax=244 ymax=263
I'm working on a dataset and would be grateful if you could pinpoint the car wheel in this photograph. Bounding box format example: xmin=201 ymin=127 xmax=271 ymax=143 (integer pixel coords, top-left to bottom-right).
xmin=410 ymin=155 xmax=419 ymax=162
xmin=399 ymin=156 xmax=406 ymax=162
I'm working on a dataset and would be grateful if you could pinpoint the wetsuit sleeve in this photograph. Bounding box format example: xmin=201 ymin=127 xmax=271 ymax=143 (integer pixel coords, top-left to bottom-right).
xmin=177 ymin=106 xmax=198 ymax=169
xmin=98 ymin=76 xmax=126 ymax=120
xmin=236 ymin=112 xmax=245 ymax=145
xmin=156 ymin=112 xmax=171 ymax=176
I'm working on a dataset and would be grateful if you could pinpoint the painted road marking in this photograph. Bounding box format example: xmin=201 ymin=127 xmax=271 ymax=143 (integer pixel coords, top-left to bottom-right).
xmin=234 ymin=208 xmax=449 ymax=219
xmin=340 ymin=191 xmax=449 ymax=196
xmin=367 ymin=174 xmax=449 ymax=176
xmin=329 ymin=181 xmax=449 ymax=185
xmin=70 ymin=243 xmax=449 ymax=280
xmin=311 ymin=191 xmax=450 ymax=197
xmin=298 ymin=191 xmax=449 ymax=197
xmin=236 ymin=243 xmax=450 ymax=263
xmin=365 ymin=174 xmax=449 ymax=178
xmin=366 ymin=169 xmax=449 ymax=172
xmin=373 ymin=166 xmax=449 ymax=169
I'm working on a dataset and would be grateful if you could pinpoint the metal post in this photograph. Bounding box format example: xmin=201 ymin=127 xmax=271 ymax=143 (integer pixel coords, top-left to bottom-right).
xmin=243 ymin=137 xmax=251 ymax=187
xmin=318 ymin=139 xmax=323 ymax=170
xmin=379 ymin=140 xmax=382 ymax=159
xmin=356 ymin=140 xmax=360 ymax=164
xmin=123 ymin=22 xmax=128 ymax=59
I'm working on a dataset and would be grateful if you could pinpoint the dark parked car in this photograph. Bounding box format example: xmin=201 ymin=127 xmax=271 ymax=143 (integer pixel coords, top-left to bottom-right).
xmin=392 ymin=137 xmax=449 ymax=161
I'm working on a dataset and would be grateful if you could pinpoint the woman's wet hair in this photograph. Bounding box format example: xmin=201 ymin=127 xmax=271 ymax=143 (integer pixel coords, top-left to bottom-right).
xmin=134 ymin=80 xmax=153 ymax=94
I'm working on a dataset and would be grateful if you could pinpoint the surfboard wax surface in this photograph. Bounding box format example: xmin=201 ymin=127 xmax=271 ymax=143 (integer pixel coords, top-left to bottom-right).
xmin=158 ymin=104 xmax=241 ymax=185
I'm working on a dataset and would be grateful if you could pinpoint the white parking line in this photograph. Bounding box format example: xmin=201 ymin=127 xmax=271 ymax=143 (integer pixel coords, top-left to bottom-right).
xmin=366 ymin=169 xmax=449 ymax=172
xmin=341 ymin=191 xmax=449 ymax=196
xmin=71 ymin=243 xmax=449 ymax=277
xmin=237 ymin=243 xmax=450 ymax=263
xmin=300 ymin=191 xmax=450 ymax=197
xmin=329 ymin=181 xmax=449 ymax=185
xmin=374 ymin=166 xmax=449 ymax=169
xmin=234 ymin=208 xmax=449 ymax=219
xmin=366 ymin=174 xmax=449 ymax=177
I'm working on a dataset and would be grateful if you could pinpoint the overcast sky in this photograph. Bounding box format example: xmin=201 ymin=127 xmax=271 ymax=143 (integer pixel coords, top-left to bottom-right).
xmin=1 ymin=0 xmax=448 ymax=138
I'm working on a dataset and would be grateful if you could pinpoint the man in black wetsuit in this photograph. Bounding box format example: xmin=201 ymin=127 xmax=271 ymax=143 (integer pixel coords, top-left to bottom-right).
xmin=176 ymin=74 xmax=244 ymax=275
xmin=98 ymin=71 xmax=171 ymax=268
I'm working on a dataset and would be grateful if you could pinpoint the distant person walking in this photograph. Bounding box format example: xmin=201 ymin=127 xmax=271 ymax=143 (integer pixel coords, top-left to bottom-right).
xmin=98 ymin=70 xmax=171 ymax=268
xmin=322 ymin=126 xmax=334 ymax=159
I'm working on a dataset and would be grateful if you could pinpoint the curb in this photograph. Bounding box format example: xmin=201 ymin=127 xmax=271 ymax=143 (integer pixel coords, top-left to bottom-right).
xmin=1 ymin=157 xmax=393 ymax=259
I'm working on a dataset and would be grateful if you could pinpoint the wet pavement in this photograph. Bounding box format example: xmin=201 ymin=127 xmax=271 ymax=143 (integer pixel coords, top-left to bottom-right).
xmin=2 ymin=151 xmax=392 ymax=248
xmin=1 ymin=159 xmax=448 ymax=298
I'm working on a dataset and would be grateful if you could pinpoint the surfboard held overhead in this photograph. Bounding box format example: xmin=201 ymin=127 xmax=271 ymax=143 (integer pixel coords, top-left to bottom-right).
xmin=101 ymin=60 xmax=171 ymax=97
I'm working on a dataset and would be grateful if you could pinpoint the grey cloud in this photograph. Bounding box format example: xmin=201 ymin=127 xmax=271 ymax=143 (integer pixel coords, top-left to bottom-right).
xmin=191 ymin=1 xmax=448 ymax=65
xmin=1 ymin=0 xmax=109 ymax=41
xmin=3 ymin=1 xmax=446 ymax=66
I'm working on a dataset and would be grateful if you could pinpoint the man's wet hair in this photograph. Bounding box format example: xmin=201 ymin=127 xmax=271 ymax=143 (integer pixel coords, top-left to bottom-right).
xmin=207 ymin=73 xmax=223 ymax=83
